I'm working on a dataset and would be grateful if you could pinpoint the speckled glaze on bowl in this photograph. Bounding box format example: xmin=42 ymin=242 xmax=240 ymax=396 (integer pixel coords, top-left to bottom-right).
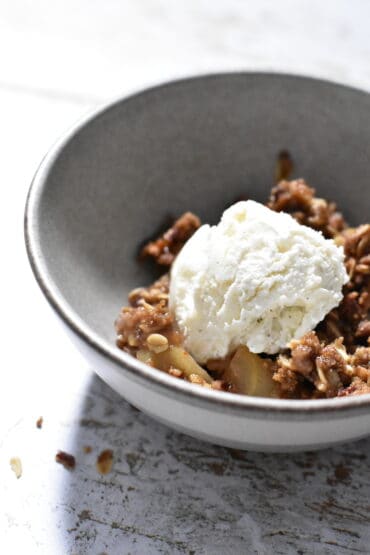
xmin=25 ymin=73 xmax=370 ymax=452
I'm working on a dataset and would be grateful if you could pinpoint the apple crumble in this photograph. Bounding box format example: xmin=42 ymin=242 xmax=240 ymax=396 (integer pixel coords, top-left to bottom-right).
xmin=115 ymin=176 xmax=370 ymax=400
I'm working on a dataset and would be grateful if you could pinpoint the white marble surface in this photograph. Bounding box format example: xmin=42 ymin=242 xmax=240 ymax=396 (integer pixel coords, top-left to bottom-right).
xmin=1 ymin=1 xmax=370 ymax=553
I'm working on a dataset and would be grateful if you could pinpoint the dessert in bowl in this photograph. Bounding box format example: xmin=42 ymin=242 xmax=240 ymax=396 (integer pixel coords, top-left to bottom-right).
xmin=117 ymin=176 xmax=369 ymax=401
xmin=25 ymin=73 xmax=370 ymax=451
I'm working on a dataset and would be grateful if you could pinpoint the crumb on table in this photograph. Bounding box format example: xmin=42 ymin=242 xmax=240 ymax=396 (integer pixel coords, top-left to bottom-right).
xmin=55 ymin=450 xmax=76 ymax=470
xmin=96 ymin=449 xmax=113 ymax=475
xmin=10 ymin=457 xmax=22 ymax=479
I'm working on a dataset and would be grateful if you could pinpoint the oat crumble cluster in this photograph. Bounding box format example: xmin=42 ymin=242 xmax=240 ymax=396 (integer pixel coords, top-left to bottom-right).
xmin=115 ymin=176 xmax=370 ymax=399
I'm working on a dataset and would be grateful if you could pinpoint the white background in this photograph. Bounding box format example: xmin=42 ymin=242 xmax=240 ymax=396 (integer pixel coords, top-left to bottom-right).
xmin=1 ymin=2 xmax=370 ymax=554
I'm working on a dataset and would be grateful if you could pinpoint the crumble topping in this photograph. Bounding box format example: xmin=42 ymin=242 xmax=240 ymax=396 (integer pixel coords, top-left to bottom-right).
xmin=273 ymin=333 xmax=369 ymax=398
xmin=115 ymin=173 xmax=370 ymax=400
xmin=268 ymin=178 xmax=346 ymax=238
xmin=318 ymin=224 xmax=370 ymax=350
xmin=141 ymin=211 xmax=201 ymax=265
xmin=116 ymin=274 xmax=177 ymax=351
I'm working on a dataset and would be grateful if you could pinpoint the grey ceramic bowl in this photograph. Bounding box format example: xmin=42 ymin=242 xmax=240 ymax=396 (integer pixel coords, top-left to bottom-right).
xmin=25 ymin=73 xmax=370 ymax=452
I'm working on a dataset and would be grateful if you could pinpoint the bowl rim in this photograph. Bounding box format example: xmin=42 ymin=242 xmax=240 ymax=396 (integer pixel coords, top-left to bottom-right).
xmin=24 ymin=71 xmax=370 ymax=418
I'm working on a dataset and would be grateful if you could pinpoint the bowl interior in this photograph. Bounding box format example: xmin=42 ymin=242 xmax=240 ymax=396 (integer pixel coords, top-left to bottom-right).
xmin=31 ymin=74 xmax=370 ymax=345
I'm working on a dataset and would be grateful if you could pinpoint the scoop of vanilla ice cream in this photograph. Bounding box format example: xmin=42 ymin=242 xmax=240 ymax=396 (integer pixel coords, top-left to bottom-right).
xmin=169 ymin=200 xmax=348 ymax=363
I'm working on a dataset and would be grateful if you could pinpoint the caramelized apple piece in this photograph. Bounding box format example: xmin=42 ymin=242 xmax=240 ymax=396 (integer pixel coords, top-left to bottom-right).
xmin=224 ymin=346 xmax=278 ymax=397
xmin=153 ymin=345 xmax=213 ymax=384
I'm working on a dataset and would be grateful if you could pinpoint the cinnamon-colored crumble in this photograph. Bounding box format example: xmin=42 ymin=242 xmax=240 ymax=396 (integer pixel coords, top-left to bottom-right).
xmin=141 ymin=212 xmax=201 ymax=265
xmin=116 ymin=175 xmax=370 ymax=400
xmin=272 ymin=333 xmax=370 ymax=398
xmin=318 ymin=224 xmax=370 ymax=350
xmin=96 ymin=449 xmax=113 ymax=475
xmin=36 ymin=416 xmax=43 ymax=429
xmin=338 ymin=377 xmax=370 ymax=397
xmin=268 ymin=178 xmax=346 ymax=238
xmin=115 ymin=274 xmax=182 ymax=352
xmin=55 ymin=450 xmax=76 ymax=470
xmin=268 ymin=180 xmax=370 ymax=398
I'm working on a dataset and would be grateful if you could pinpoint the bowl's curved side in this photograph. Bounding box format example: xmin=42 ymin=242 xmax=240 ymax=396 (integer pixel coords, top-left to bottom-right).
xmin=24 ymin=72 xmax=370 ymax=448
xmin=61 ymin=314 xmax=370 ymax=451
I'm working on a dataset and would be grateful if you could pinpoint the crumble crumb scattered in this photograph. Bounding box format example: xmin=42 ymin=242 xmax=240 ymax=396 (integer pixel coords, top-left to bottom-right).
xmin=96 ymin=449 xmax=113 ymax=475
xmin=10 ymin=457 xmax=22 ymax=479
xmin=55 ymin=450 xmax=76 ymax=470
xmin=83 ymin=446 xmax=92 ymax=454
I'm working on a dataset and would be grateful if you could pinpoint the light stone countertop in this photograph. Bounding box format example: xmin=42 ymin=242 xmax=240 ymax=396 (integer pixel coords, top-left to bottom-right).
xmin=1 ymin=2 xmax=370 ymax=553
